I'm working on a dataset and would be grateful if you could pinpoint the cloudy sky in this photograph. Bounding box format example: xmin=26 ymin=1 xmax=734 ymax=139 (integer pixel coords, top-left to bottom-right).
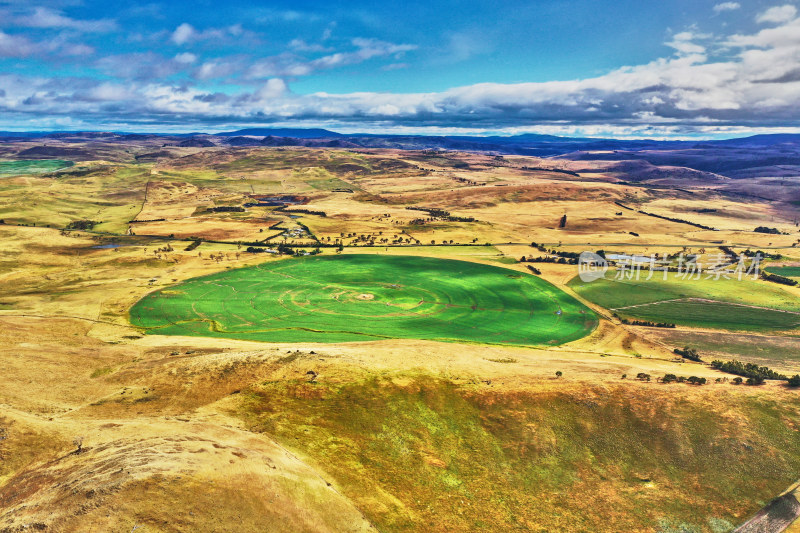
xmin=1 ymin=0 xmax=800 ymax=137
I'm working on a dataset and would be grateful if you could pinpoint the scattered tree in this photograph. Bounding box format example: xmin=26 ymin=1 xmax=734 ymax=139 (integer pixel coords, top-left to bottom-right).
xmin=65 ymin=219 xmax=99 ymax=231
xmin=674 ymin=346 xmax=702 ymax=362
xmin=754 ymin=226 xmax=783 ymax=235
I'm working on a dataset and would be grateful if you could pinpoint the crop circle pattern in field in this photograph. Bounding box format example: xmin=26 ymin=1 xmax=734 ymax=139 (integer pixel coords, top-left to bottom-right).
xmin=130 ymin=254 xmax=597 ymax=346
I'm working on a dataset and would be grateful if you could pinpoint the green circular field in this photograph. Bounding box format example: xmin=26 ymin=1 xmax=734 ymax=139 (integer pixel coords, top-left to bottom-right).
xmin=130 ymin=254 xmax=597 ymax=346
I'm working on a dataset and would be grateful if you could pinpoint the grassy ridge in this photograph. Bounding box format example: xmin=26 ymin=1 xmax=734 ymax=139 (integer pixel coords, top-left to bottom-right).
xmin=236 ymin=376 xmax=800 ymax=532
xmin=0 ymin=160 xmax=73 ymax=175
xmin=131 ymin=254 xmax=597 ymax=346
xmin=0 ymin=165 xmax=149 ymax=230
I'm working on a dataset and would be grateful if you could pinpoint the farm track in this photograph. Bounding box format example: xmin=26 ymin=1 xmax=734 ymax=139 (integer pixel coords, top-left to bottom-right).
xmin=613 ymin=297 xmax=800 ymax=315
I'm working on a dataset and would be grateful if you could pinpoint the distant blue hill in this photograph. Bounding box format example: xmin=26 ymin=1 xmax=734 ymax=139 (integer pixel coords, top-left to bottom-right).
xmin=215 ymin=128 xmax=342 ymax=138
xmin=2 ymin=130 xmax=799 ymax=160
xmin=2 ymin=129 xmax=799 ymax=179
xmin=708 ymin=133 xmax=800 ymax=146
xmin=0 ymin=131 xmax=58 ymax=138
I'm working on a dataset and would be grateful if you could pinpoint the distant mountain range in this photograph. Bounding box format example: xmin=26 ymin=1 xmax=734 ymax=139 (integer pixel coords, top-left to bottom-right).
xmin=213 ymin=128 xmax=344 ymax=138
xmin=2 ymin=127 xmax=799 ymax=144
xmin=211 ymin=130 xmax=800 ymax=159
xmin=1 ymin=128 xmax=799 ymax=159
xmin=2 ymin=128 xmax=799 ymax=180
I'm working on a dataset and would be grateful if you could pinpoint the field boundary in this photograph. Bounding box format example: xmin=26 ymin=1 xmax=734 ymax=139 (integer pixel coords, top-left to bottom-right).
xmin=613 ymin=297 xmax=800 ymax=316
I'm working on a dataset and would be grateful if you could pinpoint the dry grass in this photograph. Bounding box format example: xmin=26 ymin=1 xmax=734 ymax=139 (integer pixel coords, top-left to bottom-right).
xmin=2 ymin=145 xmax=800 ymax=531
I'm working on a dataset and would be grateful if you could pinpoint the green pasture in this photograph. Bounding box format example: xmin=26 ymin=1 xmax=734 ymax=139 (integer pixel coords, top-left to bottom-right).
xmin=615 ymin=300 xmax=800 ymax=331
xmin=765 ymin=266 xmax=800 ymax=278
xmin=0 ymin=159 xmax=73 ymax=175
xmin=130 ymin=254 xmax=597 ymax=345
xmin=569 ymin=270 xmax=800 ymax=331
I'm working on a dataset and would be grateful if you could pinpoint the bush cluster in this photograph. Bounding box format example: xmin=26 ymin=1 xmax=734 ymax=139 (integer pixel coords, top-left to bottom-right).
xmin=710 ymin=359 xmax=786 ymax=381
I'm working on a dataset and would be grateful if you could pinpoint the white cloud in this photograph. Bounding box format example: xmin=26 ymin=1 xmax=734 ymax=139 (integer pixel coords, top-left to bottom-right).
xmin=246 ymin=38 xmax=416 ymax=79
xmin=309 ymin=38 xmax=416 ymax=70
xmin=247 ymin=54 xmax=313 ymax=78
xmin=174 ymin=52 xmax=197 ymax=64
xmin=251 ymin=8 xmax=320 ymax=24
xmin=6 ymin=14 xmax=800 ymax=135
xmin=84 ymin=83 xmax=132 ymax=102
xmin=13 ymin=7 xmax=117 ymax=33
xmin=0 ymin=31 xmax=35 ymax=57
xmin=666 ymin=31 xmax=710 ymax=55
xmin=713 ymin=2 xmax=740 ymax=13
xmin=756 ymin=4 xmax=798 ymax=23
xmin=194 ymin=60 xmax=240 ymax=80
xmin=288 ymin=39 xmax=331 ymax=53
xmin=171 ymin=23 xmax=195 ymax=45
xmin=0 ymin=29 xmax=93 ymax=58
xmin=252 ymin=78 xmax=288 ymax=100
xmin=170 ymin=22 xmax=257 ymax=46
xmin=60 ymin=43 xmax=94 ymax=56
xmin=725 ymin=18 xmax=800 ymax=48
xmin=95 ymin=53 xmax=193 ymax=80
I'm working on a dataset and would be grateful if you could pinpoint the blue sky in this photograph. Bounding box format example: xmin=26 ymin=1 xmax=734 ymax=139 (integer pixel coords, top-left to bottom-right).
xmin=1 ymin=0 xmax=800 ymax=137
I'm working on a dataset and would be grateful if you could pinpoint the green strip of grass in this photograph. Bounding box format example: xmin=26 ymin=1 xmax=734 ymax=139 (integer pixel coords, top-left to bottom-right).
xmin=617 ymin=300 xmax=800 ymax=332
xmin=765 ymin=266 xmax=800 ymax=279
xmin=569 ymin=270 xmax=800 ymax=332
xmin=0 ymin=160 xmax=73 ymax=175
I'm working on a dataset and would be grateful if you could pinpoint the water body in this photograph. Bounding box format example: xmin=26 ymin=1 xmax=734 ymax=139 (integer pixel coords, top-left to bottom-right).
xmin=92 ymin=243 xmax=130 ymax=249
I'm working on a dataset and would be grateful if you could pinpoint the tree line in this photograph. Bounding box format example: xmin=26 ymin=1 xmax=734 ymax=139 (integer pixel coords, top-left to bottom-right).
xmin=710 ymin=359 xmax=786 ymax=381
xmin=278 ymin=207 xmax=328 ymax=217
xmin=761 ymin=271 xmax=798 ymax=286
xmin=612 ymin=201 xmax=716 ymax=230
xmin=207 ymin=206 xmax=245 ymax=213
xmin=405 ymin=206 xmax=475 ymax=222
xmin=619 ymin=317 xmax=676 ymax=328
